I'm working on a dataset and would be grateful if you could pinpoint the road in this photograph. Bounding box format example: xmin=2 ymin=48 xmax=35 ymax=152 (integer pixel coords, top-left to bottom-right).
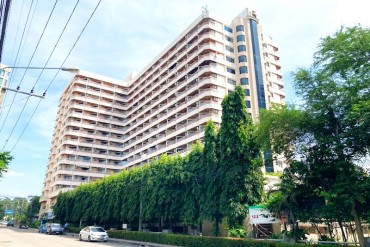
xmin=0 ymin=225 xmax=139 ymax=247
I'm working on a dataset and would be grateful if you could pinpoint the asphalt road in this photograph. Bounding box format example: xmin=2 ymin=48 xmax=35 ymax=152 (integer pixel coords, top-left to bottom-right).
xmin=0 ymin=225 xmax=139 ymax=247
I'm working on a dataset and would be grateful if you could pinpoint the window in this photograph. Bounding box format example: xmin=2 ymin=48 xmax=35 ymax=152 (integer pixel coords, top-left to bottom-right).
xmin=238 ymin=45 xmax=246 ymax=52
xmin=245 ymin=100 xmax=251 ymax=108
xmin=224 ymin=26 xmax=233 ymax=33
xmin=238 ymin=55 xmax=247 ymax=63
xmin=236 ymin=25 xmax=244 ymax=32
xmin=237 ymin=35 xmax=245 ymax=42
xmin=239 ymin=66 xmax=248 ymax=74
xmin=225 ymin=36 xmax=233 ymax=42
xmin=227 ymin=78 xmax=236 ymax=85
xmin=225 ymin=46 xmax=234 ymax=52
xmin=240 ymin=78 xmax=249 ymax=85
xmin=227 ymin=67 xmax=235 ymax=74
xmin=226 ymin=56 xmax=235 ymax=63
xmin=244 ymin=89 xmax=250 ymax=96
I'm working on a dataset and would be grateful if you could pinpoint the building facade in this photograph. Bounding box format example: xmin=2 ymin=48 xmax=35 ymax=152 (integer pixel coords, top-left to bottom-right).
xmin=39 ymin=9 xmax=285 ymax=218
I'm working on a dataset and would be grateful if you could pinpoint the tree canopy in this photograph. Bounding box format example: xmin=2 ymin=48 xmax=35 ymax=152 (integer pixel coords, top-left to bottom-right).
xmin=0 ymin=151 xmax=12 ymax=179
xmin=259 ymin=25 xmax=370 ymax=246
xmin=54 ymin=86 xmax=265 ymax=234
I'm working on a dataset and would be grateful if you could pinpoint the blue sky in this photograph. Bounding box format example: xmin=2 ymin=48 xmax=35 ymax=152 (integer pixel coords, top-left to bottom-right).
xmin=0 ymin=0 xmax=369 ymax=197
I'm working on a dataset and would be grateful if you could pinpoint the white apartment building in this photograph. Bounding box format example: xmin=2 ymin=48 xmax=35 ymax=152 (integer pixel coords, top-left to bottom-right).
xmin=40 ymin=9 xmax=285 ymax=218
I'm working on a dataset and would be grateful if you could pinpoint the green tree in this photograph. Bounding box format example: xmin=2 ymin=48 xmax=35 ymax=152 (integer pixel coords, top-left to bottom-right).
xmin=181 ymin=142 xmax=203 ymax=228
xmin=201 ymin=121 xmax=223 ymax=236
xmin=0 ymin=152 xmax=12 ymax=179
xmin=26 ymin=196 xmax=40 ymax=223
xmin=218 ymin=86 xmax=264 ymax=227
xmin=259 ymin=26 xmax=370 ymax=246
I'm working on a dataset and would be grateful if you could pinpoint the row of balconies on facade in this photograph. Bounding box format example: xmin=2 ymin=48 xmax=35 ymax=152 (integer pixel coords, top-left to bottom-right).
xmin=125 ymin=37 xmax=226 ymax=110
xmin=61 ymin=118 xmax=126 ymax=135
xmin=121 ymin=103 xmax=221 ymax=155
xmin=121 ymin=74 xmax=227 ymax=138
xmin=124 ymin=83 xmax=220 ymax=135
xmin=123 ymin=111 xmax=220 ymax=162
xmin=66 ymin=99 xmax=126 ymax=117
xmin=123 ymin=50 xmax=225 ymax=116
xmin=62 ymin=127 xmax=124 ymax=139
xmin=128 ymin=18 xmax=219 ymax=94
xmin=76 ymin=77 xmax=129 ymax=95
xmin=67 ymin=85 xmax=127 ymax=111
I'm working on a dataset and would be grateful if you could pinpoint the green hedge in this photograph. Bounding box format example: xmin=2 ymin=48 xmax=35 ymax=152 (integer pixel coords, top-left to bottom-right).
xmin=67 ymin=226 xmax=82 ymax=234
xmin=107 ymin=230 xmax=333 ymax=247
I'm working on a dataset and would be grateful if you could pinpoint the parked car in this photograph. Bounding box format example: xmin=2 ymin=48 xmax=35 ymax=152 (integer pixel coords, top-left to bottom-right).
xmin=39 ymin=224 xmax=47 ymax=233
xmin=46 ymin=223 xmax=64 ymax=235
xmin=6 ymin=220 xmax=14 ymax=227
xmin=19 ymin=224 xmax=28 ymax=229
xmin=0 ymin=220 xmax=8 ymax=225
xmin=79 ymin=226 xmax=108 ymax=242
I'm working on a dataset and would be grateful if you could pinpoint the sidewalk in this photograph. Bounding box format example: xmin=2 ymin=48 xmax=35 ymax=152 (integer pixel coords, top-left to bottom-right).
xmin=65 ymin=231 xmax=182 ymax=247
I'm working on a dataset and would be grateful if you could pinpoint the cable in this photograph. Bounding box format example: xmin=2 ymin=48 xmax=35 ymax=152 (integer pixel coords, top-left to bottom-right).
xmin=0 ymin=95 xmax=28 ymax=109
xmin=31 ymin=0 xmax=80 ymax=90
xmin=9 ymin=0 xmax=81 ymax=151
xmin=1 ymin=0 xmax=57 ymax=151
xmin=10 ymin=97 xmax=41 ymax=152
xmin=9 ymin=0 xmax=102 ymax=152
xmin=44 ymin=0 xmax=102 ymax=94
xmin=17 ymin=0 xmax=57 ymax=88
xmin=0 ymin=0 xmax=34 ymax=135
xmin=1 ymin=94 xmax=31 ymax=151
xmin=0 ymin=0 xmax=12 ymax=62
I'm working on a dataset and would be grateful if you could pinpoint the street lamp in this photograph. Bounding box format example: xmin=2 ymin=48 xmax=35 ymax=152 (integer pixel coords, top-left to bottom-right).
xmin=2 ymin=66 xmax=79 ymax=72
xmin=0 ymin=66 xmax=79 ymax=99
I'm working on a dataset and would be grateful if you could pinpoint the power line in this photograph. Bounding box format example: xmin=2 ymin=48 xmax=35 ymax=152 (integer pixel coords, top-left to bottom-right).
xmin=10 ymin=97 xmax=40 ymax=152
xmin=0 ymin=0 xmax=34 ymax=135
xmin=16 ymin=0 xmax=58 ymax=88
xmin=0 ymin=0 xmax=12 ymax=62
xmin=44 ymin=0 xmax=102 ymax=94
xmin=31 ymin=0 xmax=80 ymax=91
xmin=9 ymin=0 xmax=81 ymax=152
xmin=1 ymin=0 xmax=58 ymax=151
xmin=10 ymin=0 xmax=102 ymax=152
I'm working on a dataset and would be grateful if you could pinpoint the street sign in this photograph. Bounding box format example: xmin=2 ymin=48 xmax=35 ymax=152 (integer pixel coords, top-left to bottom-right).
xmin=5 ymin=209 xmax=14 ymax=215
xmin=249 ymin=205 xmax=280 ymax=224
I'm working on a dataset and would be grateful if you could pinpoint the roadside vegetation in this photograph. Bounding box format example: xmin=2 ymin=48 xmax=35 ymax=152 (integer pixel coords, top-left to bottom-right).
xmin=53 ymin=25 xmax=370 ymax=246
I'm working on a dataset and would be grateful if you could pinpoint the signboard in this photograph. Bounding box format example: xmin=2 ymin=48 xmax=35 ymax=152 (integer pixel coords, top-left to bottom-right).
xmin=5 ymin=209 xmax=14 ymax=215
xmin=249 ymin=206 xmax=280 ymax=224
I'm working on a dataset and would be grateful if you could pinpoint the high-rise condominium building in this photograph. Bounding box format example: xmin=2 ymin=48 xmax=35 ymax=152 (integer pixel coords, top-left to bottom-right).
xmin=39 ymin=9 xmax=285 ymax=218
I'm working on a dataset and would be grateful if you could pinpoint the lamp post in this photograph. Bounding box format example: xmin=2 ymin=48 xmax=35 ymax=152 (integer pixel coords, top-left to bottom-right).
xmin=0 ymin=66 xmax=79 ymax=100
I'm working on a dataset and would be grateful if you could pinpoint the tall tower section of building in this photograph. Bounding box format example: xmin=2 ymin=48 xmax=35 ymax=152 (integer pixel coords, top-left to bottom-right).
xmin=39 ymin=8 xmax=285 ymax=219
xmin=39 ymin=71 xmax=129 ymax=218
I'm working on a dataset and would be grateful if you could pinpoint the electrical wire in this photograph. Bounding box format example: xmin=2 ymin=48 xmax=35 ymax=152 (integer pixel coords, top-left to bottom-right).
xmin=10 ymin=97 xmax=41 ymax=152
xmin=9 ymin=0 xmax=81 ymax=152
xmin=17 ymin=0 xmax=57 ymax=88
xmin=44 ymin=0 xmax=102 ymax=94
xmin=31 ymin=0 xmax=80 ymax=90
xmin=9 ymin=0 xmax=102 ymax=152
xmin=0 ymin=0 xmax=32 ymax=132
xmin=0 ymin=0 xmax=24 ymax=118
xmin=0 ymin=95 xmax=28 ymax=109
xmin=1 ymin=0 xmax=57 ymax=151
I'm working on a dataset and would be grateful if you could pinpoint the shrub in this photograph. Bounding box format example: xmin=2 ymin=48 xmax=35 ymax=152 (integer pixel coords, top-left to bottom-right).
xmin=107 ymin=230 xmax=334 ymax=247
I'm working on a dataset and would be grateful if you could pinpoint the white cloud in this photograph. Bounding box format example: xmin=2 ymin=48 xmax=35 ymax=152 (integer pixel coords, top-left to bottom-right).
xmin=4 ymin=170 xmax=25 ymax=177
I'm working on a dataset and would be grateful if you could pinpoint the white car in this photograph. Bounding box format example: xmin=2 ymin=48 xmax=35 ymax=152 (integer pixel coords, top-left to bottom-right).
xmin=79 ymin=226 xmax=108 ymax=242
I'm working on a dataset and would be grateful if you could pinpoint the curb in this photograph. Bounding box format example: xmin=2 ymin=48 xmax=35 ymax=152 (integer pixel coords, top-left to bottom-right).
xmin=65 ymin=232 xmax=181 ymax=247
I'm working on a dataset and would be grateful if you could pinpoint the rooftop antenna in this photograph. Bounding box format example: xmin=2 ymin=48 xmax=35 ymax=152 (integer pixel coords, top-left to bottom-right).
xmin=202 ymin=5 xmax=208 ymax=17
